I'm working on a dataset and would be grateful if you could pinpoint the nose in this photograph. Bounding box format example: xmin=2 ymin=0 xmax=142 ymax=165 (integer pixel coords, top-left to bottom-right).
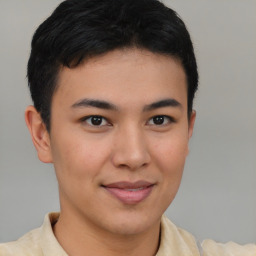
xmin=111 ymin=125 xmax=151 ymax=170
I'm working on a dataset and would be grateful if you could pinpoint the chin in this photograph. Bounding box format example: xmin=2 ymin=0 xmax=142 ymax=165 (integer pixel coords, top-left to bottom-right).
xmin=109 ymin=223 xmax=151 ymax=236
xmin=104 ymin=211 xmax=161 ymax=236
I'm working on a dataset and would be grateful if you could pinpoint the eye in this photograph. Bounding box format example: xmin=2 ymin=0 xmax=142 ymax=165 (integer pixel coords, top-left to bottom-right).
xmin=82 ymin=115 xmax=109 ymax=126
xmin=147 ymin=115 xmax=174 ymax=126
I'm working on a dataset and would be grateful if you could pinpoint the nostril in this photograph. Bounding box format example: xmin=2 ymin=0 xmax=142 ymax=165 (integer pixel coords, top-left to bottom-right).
xmin=113 ymin=155 xmax=150 ymax=171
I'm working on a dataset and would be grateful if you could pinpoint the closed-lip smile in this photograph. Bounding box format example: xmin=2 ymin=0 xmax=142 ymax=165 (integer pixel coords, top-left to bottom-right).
xmin=102 ymin=180 xmax=155 ymax=204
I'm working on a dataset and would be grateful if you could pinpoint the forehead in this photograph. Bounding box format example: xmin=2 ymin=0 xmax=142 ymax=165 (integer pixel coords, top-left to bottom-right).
xmin=54 ymin=48 xmax=187 ymax=109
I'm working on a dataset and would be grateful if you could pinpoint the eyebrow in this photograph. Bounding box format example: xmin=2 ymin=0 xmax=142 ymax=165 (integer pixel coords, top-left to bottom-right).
xmin=71 ymin=98 xmax=118 ymax=110
xmin=143 ymin=98 xmax=182 ymax=111
xmin=71 ymin=98 xmax=182 ymax=111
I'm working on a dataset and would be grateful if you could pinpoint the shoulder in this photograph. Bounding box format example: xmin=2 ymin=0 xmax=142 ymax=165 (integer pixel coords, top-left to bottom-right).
xmin=160 ymin=216 xmax=256 ymax=256
xmin=0 ymin=212 xmax=66 ymax=256
xmin=202 ymin=239 xmax=256 ymax=256
xmin=0 ymin=227 xmax=43 ymax=256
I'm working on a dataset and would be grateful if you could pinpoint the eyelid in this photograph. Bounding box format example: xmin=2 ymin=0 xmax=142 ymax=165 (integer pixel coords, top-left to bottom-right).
xmin=81 ymin=115 xmax=111 ymax=127
xmin=147 ymin=115 xmax=175 ymax=126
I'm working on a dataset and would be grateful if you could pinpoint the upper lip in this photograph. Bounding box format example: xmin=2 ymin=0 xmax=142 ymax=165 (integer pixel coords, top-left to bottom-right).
xmin=103 ymin=180 xmax=154 ymax=189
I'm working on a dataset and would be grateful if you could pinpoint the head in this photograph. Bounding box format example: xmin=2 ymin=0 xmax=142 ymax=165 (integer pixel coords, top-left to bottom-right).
xmin=25 ymin=0 xmax=198 ymax=239
xmin=27 ymin=0 xmax=198 ymax=132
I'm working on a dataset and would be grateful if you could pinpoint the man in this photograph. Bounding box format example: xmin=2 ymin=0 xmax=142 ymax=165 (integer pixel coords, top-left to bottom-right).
xmin=0 ymin=0 xmax=255 ymax=255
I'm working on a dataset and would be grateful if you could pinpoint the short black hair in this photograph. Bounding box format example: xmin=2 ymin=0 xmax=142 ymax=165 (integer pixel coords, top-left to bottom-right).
xmin=27 ymin=0 xmax=198 ymax=131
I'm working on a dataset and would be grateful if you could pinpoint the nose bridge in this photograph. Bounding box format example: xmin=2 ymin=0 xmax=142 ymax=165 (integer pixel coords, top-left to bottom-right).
xmin=112 ymin=123 xmax=150 ymax=170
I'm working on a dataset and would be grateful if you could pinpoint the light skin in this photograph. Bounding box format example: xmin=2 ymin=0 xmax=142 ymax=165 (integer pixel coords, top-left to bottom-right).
xmin=25 ymin=48 xmax=196 ymax=256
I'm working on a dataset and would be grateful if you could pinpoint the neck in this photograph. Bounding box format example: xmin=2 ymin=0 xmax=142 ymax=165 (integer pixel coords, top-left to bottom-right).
xmin=53 ymin=210 xmax=161 ymax=256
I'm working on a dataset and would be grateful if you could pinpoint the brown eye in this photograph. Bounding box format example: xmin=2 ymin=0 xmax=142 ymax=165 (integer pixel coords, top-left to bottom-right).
xmin=91 ymin=116 xmax=103 ymax=125
xmin=148 ymin=115 xmax=173 ymax=126
xmin=153 ymin=116 xmax=165 ymax=125
xmin=83 ymin=116 xmax=109 ymax=126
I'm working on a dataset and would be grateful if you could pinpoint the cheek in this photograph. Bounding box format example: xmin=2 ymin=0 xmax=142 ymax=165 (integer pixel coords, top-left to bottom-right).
xmin=153 ymin=132 xmax=188 ymax=162
xmin=151 ymin=133 xmax=189 ymax=182
xmin=51 ymin=132 xmax=111 ymax=182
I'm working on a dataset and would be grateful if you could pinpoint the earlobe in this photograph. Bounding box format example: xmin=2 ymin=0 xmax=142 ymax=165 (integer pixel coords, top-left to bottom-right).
xmin=25 ymin=106 xmax=53 ymax=163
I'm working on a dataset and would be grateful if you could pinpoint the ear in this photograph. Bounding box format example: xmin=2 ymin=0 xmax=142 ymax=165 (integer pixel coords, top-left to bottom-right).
xmin=25 ymin=106 xmax=53 ymax=163
xmin=186 ymin=110 xmax=196 ymax=156
xmin=188 ymin=110 xmax=196 ymax=139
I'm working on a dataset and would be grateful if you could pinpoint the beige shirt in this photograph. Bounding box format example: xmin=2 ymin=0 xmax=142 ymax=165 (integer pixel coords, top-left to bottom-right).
xmin=0 ymin=213 xmax=255 ymax=256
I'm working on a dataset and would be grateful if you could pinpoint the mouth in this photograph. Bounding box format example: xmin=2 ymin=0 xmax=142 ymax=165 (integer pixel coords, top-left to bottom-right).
xmin=102 ymin=181 xmax=155 ymax=204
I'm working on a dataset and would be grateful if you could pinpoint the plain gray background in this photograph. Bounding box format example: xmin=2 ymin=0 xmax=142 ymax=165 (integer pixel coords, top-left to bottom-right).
xmin=0 ymin=0 xmax=255 ymax=244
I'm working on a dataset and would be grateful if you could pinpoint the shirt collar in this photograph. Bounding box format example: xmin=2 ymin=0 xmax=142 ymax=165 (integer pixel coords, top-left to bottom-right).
xmin=39 ymin=213 xmax=200 ymax=256
xmin=39 ymin=212 xmax=68 ymax=256
xmin=156 ymin=215 xmax=200 ymax=256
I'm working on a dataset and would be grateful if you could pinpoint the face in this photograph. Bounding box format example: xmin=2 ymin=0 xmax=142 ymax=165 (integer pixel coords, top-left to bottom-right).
xmin=30 ymin=48 xmax=195 ymax=236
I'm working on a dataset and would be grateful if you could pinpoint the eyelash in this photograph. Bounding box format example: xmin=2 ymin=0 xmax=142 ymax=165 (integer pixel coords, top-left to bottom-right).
xmin=81 ymin=115 xmax=110 ymax=127
xmin=147 ymin=115 xmax=175 ymax=126
xmin=81 ymin=115 xmax=175 ymax=128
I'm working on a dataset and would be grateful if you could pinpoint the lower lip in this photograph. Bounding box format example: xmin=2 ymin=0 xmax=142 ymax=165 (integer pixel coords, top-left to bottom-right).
xmin=103 ymin=185 xmax=154 ymax=205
